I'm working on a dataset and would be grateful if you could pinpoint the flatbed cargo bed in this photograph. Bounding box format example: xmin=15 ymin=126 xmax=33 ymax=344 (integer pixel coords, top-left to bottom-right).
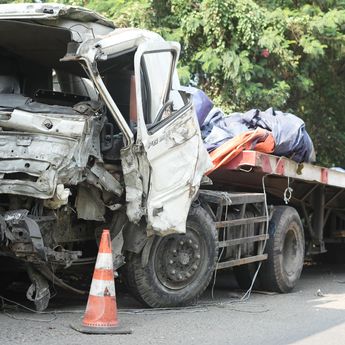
xmin=215 ymin=150 xmax=345 ymax=188
xmin=209 ymin=150 xmax=345 ymax=210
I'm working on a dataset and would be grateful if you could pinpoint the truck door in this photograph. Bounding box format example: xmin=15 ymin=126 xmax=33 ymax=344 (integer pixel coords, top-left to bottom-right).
xmin=134 ymin=40 xmax=212 ymax=235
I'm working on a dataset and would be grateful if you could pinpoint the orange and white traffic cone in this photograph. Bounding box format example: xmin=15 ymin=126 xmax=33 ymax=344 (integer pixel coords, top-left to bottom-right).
xmin=71 ymin=229 xmax=132 ymax=334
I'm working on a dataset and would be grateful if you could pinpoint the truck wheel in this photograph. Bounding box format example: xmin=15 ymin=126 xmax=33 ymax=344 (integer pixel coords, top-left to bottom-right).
xmin=124 ymin=205 xmax=218 ymax=307
xmin=260 ymin=206 xmax=304 ymax=293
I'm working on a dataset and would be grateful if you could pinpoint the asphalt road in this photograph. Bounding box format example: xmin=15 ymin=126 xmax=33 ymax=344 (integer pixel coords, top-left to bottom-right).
xmin=1 ymin=263 xmax=345 ymax=345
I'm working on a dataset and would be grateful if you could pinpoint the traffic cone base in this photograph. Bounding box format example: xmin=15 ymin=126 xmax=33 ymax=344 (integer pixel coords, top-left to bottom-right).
xmin=70 ymin=321 xmax=132 ymax=335
xmin=70 ymin=229 xmax=132 ymax=335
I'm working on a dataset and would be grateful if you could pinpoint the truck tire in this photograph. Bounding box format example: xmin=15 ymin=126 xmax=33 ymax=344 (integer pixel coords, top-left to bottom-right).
xmin=124 ymin=205 xmax=218 ymax=307
xmin=260 ymin=206 xmax=304 ymax=293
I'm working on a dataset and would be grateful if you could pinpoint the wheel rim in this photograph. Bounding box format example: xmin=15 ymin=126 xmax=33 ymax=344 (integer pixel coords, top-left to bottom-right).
xmin=282 ymin=227 xmax=300 ymax=276
xmin=153 ymin=224 xmax=205 ymax=290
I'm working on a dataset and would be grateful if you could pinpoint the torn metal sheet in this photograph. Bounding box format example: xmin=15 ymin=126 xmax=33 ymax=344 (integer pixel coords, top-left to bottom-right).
xmin=0 ymin=3 xmax=112 ymax=24
xmin=75 ymin=184 xmax=105 ymax=221
xmin=90 ymin=163 xmax=123 ymax=196
xmin=0 ymin=101 xmax=107 ymax=199
xmin=0 ymin=133 xmax=76 ymax=198
xmin=120 ymin=145 xmax=145 ymax=223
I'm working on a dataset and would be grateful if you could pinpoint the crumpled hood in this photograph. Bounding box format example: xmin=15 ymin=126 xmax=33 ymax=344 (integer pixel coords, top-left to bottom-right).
xmin=0 ymin=3 xmax=115 ymax=29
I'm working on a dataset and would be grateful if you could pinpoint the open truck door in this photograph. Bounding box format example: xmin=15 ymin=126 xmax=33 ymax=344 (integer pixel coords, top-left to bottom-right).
xmin=134 ymin=40 xmax=212 ymax=235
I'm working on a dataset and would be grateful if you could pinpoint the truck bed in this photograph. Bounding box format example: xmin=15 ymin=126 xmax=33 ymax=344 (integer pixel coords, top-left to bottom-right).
xmin=209 ymin=150 xmax=345 ymax=210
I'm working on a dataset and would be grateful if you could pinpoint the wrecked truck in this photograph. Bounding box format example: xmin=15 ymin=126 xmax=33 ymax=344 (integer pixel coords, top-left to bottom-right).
xmin=0 ymin=3 xmax=214 ymax=310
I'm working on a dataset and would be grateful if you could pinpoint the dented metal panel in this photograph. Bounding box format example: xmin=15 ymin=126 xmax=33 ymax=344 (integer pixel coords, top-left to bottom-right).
xmin=0 ymin=133 xmax=77 ymax=198
xmin=142 ymin=106 xmax=213 ymax=235
xmin=0 ymin=101 xmax=108 ymax=201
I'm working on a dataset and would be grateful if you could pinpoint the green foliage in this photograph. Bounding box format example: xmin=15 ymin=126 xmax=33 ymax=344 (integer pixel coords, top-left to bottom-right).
xmin=141 ymin=0 xmax=345 ymax=167
xmin=2 ymin=0 xmax=345 ymax=166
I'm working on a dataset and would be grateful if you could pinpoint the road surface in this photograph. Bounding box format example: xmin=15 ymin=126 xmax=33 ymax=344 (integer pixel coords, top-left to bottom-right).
xmin=1 ymin=263 xmax=345 ymax=345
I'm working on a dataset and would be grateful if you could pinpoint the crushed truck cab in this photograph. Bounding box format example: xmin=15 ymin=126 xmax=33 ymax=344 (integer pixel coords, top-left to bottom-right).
xmin=0 ymin=3 xmax=211 ymax=309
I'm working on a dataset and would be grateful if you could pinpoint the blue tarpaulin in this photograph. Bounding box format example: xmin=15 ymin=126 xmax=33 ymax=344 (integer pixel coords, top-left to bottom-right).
xmin=200 ymin=107 xmax=315 ymax=163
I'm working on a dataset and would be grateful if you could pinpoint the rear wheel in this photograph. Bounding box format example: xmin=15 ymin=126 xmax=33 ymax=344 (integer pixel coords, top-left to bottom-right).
xmin=260 ymin=206 xmax=305 ymax=293
xmin=124 ymin=205 xmax=218 ymax=307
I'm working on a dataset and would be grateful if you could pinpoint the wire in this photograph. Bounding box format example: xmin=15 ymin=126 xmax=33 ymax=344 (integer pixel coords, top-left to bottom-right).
xmin=0 ymin=293 xmax=268 ymax=321
xmin=0 ymin=295 xmax=205 ymax=320
xmin=199 ymin=300 xmax=269 ymax=313
xmin=118 ymin=305 xmax=208 ymax=315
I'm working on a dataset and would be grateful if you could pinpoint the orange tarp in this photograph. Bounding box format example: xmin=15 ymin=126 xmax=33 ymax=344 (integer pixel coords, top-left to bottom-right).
xmin=206 ymin=128 xmax=275 ymax=175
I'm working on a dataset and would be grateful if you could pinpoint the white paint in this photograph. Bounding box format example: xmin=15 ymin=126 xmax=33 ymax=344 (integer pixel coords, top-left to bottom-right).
xmin=95 ymin=253 xmax=113 ymax=270
xmin=0 ymin=110 xmax=87 ymax=138
xmin=89 ymin=278 xmax=116 ymax=297
xmin=254 ymin=152 xmax=345 ymax=189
